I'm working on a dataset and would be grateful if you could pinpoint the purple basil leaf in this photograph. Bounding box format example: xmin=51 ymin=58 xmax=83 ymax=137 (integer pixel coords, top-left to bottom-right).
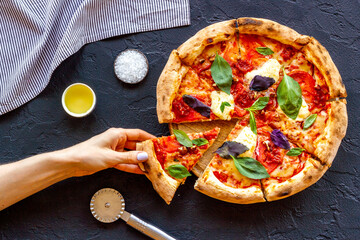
xmin=182 ymin=94 xmax=211 ymax=118
xmin=215 ymin=141 xmax=249 ymax=159
xmin=270 ymin=129 xmax=290 ymax=150
xmin=249 ymin=75 xmax=275 ymax=91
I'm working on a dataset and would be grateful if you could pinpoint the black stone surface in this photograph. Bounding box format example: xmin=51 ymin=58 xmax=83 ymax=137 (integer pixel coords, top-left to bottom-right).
xmin=1 ymin=0 xmax=359 ymax=239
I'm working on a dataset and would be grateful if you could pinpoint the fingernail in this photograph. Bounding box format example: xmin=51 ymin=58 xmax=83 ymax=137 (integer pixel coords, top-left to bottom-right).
xmin=137 ymin=152 xmax=148 ymax=161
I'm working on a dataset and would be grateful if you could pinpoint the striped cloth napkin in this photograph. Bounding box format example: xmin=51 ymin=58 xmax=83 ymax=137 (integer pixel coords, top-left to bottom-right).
xmin=0 ymin=0 xmax=190 ymax=115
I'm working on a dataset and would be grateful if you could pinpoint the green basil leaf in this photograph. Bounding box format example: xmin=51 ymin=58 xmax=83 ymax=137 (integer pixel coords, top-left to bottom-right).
xmin=303 ymin=114 xmax=317 ymax=130
xmin=249 ymin=111 xmax=257 ymax=135
xmin=174 ymin=159 xmax=179 ymax=162
xmin=246 ymin=97 xmax=269 ymax=111
xmin=286 ymin=148 xmax=305 ymax=156
xmin=166 ymin=164 xmax=191 ymax=179
xmin=211 ymin=53 xmax=233 ymax=94
xmin=192 ymin=138 xmax=209 ymax=146
xmin=256 ymin=47 xmax=274 ymax=56
xmin=231 ymin=155 xmax=270 ymax=179
xmin=220 ymin=101 xmax=231 ymax=113
xmin=173 ymin=129 xmax=193 ymax=147
xmin=277 ymin=69 xmax=302 ymax=120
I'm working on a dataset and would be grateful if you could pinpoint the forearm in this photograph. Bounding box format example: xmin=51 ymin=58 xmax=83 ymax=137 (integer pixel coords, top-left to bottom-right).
xmin=0 ymin=151 xmax=75 ymax=211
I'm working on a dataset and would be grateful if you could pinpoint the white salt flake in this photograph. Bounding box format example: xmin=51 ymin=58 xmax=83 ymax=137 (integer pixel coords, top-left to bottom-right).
xmin=114 ymin=49 xmax=148 ymax=84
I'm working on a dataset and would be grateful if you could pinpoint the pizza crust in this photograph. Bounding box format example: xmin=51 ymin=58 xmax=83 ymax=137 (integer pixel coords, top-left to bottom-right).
xmin=236 ymin=17 xmax=311 ymax=49
xmin=263 ymin=158 xmax=328 ymax=201
xmin=177 ymin=19 xmax=237 ymax=65
xmin=194 ymin=167 xmax=265 ymax=204
xmin=157 ymin=50 xmax=189 ymax=123
xmin=314 ymin=99 xmax=348 ymax=166
xmin=302 ymin=38 xmax=347 ymax=98
xmin=136 ymin=140 xmax=180 ymax=204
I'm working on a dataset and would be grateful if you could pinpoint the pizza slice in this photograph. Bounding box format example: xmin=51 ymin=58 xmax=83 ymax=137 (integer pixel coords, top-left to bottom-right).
xmin=255 ymin=122 xmax=328 ymax=201
xmin=136 ymin=127 xmax=220 ymax=204
xmin=195 ymin=120 xmax=266 ymax=204
xmin=265 ymin=99 xmax=347 ymax=166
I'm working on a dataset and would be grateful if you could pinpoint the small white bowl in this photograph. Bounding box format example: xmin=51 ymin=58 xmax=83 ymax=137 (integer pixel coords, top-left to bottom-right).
xmin=114 ymin=49 xmax=149 ymax=84
xmin=62 ymin=83 xmax=96 ymax=118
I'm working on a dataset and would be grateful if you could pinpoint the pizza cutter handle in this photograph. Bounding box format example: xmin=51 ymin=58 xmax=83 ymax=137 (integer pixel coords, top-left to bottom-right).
xmin=127 ymin=214 xmax=176 ymax=240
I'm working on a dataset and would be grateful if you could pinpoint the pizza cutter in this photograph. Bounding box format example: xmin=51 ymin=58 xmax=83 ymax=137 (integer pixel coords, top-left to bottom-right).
xmin=90 ymin=188 xmax=176 ymax=240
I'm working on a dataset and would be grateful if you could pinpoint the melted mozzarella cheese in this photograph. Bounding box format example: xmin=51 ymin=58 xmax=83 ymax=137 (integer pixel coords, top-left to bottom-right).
xmin=233 ymin=126 xmax=257 ymax=157
xmin=244 ymin=59 xmax=281 ymax=83
xmin=210 ymin=91 xmax=234 ymax=120
xmin=269 ymin=156 xmax=299 ymax=178
xmin=296 ymin=98 xmax=311 ymax=121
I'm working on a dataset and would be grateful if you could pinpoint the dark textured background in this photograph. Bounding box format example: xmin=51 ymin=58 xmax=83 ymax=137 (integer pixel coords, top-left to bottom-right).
xmin=1 ymin=0 xmax=360 ymax=239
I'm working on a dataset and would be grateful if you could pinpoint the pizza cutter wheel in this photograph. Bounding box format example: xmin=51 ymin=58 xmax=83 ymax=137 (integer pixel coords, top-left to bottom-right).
xmin=90 ymin=188 xmax=176 ymax=240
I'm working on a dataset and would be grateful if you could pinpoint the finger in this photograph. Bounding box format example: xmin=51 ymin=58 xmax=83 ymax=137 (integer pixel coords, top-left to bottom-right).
xmin=122 ymin=129 xmax=156 ymax=141
xmin=124 ymin=141 xmax=138 ymax=150
xmin=112 ymin=151 xmax=148 ymax=164
xmin=114 ymin=163 xmax=144 ymax=174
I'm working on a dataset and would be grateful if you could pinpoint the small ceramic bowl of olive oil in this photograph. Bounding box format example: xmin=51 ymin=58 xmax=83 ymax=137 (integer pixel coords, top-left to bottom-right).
xmin=62 ymin=83 xmax=96 ymax=117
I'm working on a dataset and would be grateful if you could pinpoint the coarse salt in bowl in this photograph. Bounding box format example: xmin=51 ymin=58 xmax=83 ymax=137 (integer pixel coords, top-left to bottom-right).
xmin=114 ymin=49 xmax=149 ymax=84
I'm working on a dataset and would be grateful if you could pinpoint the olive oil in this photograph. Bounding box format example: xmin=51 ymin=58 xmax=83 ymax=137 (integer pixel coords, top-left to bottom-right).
xmin=64 ymin=84 xmax=94 ymax=114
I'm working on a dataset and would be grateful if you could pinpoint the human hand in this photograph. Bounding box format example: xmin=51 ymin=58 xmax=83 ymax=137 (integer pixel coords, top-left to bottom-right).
xmin=60 ymin=128 xmax=155 ymax=176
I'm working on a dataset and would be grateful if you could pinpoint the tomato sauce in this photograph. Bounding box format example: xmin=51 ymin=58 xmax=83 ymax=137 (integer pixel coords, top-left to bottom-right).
xmin=280 ymin=45 xmax=297 ymax=62
xmin=193 ymin=60 xmax=211 ymax=73
xmin=239 ymin=34 xmax=266 ymax=61
xmin=213 ymin=171 xmax=228 ymax=183
xmin=203 ymin=127 xmax=220 ymax=142
xmin=222 ymin=40 xmax=238 ymax=64
xmin=288 ymin=70 xmax=329 ymax=111
xmin=234 ymin=59 xmax=254 ymax=74
xmin=152 ymin=139 xmax=173 ymax=168
xmin=212 ymin=170 xmax=260 ymax=188
xmin=172 ymin=95 xmax=214 ymax=123
xmin=231 ymin=81 xmax=256 ymax=109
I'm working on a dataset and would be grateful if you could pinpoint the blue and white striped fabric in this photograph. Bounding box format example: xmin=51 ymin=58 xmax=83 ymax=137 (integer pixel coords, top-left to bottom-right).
xmin=0 ymin=0 xmax=190 ymax=115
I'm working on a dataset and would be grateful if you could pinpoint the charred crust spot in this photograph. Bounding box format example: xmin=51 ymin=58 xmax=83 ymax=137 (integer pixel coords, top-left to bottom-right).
xmin=298 ymin=41 xmax=308 ymax=46
xmin=306 ymin=175 xmax=313 ymax=181
xmin=142 ymin=162 xmax=150 ymax=171
xmin=157 ymin=172 xmax=162 ymax=178
xmin=231 ymin=20 xmax=237 ymax=28
xmin=238 ymin=18 xmax=263 ymax=26
xmin=225 ymin=33 xmax=230 ymax=38
xmin=267 ymin=27 xmax=274 ymax=32
xmin=326 ymin=70 xmax=330 ymax=76
xmin=279 ymin=188 xmax=292 ymax=197
xmin=162 ymin=95 xmax=166 ymax=102
xmin=207 ymin=38 xmax=213 ymax=43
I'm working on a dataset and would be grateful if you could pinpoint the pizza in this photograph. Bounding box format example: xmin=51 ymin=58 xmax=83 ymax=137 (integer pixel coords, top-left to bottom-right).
xmin=152 ymin=18 xmax=347 ymax=204
xmin=136 ymin=127 xmax=220 ymax=204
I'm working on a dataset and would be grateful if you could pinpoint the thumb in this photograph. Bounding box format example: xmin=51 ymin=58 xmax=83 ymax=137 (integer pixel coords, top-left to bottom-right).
xmin=112 ymin=151 xmax=148 ymax=164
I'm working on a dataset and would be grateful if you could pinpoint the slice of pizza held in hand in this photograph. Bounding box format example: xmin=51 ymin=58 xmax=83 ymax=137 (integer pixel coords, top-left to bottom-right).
xmin=136 ymin=127 xmax=220 ymax=204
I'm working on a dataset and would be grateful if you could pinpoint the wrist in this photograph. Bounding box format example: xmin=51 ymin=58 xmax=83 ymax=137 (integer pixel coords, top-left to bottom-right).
xmin=47 ymin=148 xmax=79 ymax=179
